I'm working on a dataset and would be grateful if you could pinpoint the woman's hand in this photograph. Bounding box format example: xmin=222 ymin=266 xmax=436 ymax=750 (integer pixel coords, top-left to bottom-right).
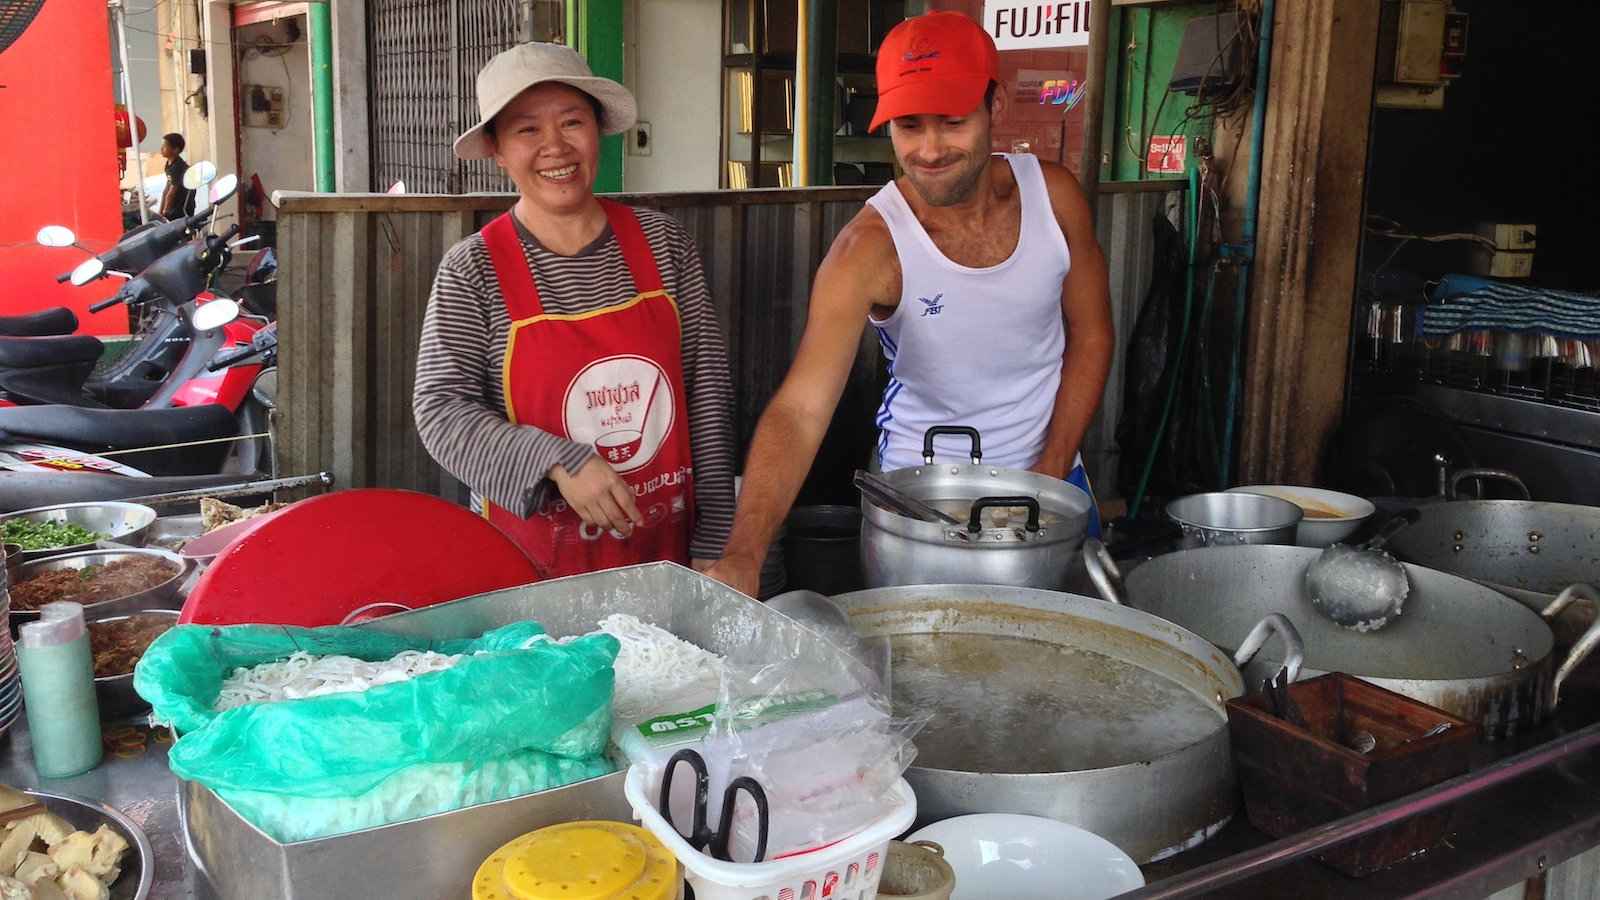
xmin=549 ymin=456 xmax=644 ymax=536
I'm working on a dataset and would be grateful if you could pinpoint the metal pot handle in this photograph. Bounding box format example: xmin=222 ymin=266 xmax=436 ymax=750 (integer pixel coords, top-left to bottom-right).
xmin=922 ymin=426 xmax=982 ymax=465
xmin=1362 ymin=508 xmax=1421 ymax=552
xmin=1542 ymin=584 xmax=1600 ymax=708
xmin=1081 ymin=539 xmax=1125 ymax=606
xmin=1449 ymin=468 xmax=1531 ymax=501
xmin=1234 ymin=613 xmax=1305 ymax=683
xmin=339 ymin=601 xmax=413 ymax=625
xmin=967 ymin=496 xmax=1041 ymax=533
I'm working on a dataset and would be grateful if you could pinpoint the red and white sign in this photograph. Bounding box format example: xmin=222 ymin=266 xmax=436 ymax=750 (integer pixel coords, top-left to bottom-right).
xmin=1146 ymin=135 xmax=1187 ymax=175
xmin=983 ymin=0 xmax=1092 ymax=51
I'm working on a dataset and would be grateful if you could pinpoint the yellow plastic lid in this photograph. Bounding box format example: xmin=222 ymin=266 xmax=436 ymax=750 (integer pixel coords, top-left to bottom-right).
xmin=473 ymin=821 xmax=679 ymax=900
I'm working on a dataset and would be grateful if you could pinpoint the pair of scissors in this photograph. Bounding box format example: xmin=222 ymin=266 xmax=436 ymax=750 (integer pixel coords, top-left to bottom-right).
xmin=659 ymin=748 xmax=770 ymax=863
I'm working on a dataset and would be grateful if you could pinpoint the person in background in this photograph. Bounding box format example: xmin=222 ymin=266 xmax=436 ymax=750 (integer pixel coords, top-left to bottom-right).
xmin=707 ymin=12 xmax=1114 ymax=596
xmin=413 ymin=42 xmax=736 ymax=579
xmin=158 ymin=133 xmax=195 ymax=221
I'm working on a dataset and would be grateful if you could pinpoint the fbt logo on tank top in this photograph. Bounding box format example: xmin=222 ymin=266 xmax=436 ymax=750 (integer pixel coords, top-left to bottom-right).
xmin=561 ymin=354 xmax=676 ymax=475
xmin=919 ymin=293 xmax=945 ymax=317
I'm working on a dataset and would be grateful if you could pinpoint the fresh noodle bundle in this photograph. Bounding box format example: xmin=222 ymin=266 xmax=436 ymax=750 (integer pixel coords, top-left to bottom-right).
xmin=215 ymin=649 xmax=462 ymax=711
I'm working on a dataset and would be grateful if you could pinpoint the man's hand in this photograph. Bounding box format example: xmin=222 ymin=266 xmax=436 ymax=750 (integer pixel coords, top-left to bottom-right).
xmin=702 ymin=552 xmax=762 ymax=597
xmin=1028 ymin=452 xmax=1074 ymax=481
xmin=549 ymin=456 xmax=644 ymax=536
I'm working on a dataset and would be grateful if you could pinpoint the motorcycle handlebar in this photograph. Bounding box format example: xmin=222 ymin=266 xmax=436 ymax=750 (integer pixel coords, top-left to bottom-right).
xmin=89 ymin=295 xmax=122 ymax=313
xmin=55 ymin=271 xmax=72 ymax=284
xmin=208 ymin=342 xmax=263 ymax=372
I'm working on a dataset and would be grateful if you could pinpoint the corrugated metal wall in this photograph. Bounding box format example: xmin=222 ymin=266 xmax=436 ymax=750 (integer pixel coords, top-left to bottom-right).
xmin=275 ymin=186 xmax=1178 ymax=506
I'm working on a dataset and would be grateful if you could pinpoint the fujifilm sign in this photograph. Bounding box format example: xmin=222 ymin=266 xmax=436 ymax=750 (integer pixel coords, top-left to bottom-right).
xmin=983 ymin=0 xmax=1092 ymax=50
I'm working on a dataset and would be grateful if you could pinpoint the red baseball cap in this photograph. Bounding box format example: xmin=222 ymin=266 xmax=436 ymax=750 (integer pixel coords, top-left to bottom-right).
xmin=870 ymin=12 xmax=1000 ymax=132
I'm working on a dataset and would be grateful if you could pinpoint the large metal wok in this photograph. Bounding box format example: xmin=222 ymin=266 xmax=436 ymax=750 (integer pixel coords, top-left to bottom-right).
xmin=830 ymin=583 xmax=1303 ymax=863
xmin=1085 ymin=542 xmax=1600 ymax=740
xmin=1384 ymin=472 xmax=1600 ymax=638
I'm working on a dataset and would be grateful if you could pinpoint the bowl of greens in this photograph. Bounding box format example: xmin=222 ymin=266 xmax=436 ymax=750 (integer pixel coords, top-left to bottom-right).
xmin=0 ymin=502 xmax=158 ymax=562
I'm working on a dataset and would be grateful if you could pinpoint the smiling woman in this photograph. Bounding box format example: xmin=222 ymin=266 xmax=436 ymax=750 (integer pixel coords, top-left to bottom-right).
xmin=413 ymin=43 xmax=737 ymax=583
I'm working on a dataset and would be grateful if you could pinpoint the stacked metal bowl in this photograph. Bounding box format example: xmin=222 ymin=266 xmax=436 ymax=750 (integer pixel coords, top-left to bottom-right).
xmin=0 ymin=581 xmax=22 ymax=737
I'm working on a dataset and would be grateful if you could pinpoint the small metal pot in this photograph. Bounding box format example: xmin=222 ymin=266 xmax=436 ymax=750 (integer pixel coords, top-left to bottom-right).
xmin=1167 ymin=492 xmax=1302 ymax=548
xmin=86 ymin=609 xmax=179 ymax=720
xmin=860 ymin=427 xmax=1091 ymax=590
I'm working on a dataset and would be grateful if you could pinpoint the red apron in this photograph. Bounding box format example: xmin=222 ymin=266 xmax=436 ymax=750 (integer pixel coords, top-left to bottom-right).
xmin=480 ymin=200 xmax=694 ymax=579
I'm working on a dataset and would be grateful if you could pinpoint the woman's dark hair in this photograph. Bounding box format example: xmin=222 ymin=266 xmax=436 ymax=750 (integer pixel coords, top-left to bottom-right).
xmin=485 ymin=87 xmax=606 ymax=139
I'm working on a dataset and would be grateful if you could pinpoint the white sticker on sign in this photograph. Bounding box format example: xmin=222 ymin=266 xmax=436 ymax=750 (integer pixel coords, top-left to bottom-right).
xmin=983 ymin=0 xmax=1092 ymax=51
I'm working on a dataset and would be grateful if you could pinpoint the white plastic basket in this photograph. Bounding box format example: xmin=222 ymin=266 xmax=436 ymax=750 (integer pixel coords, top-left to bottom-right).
xmin=625 ymin=765 xmax=918 ymax=900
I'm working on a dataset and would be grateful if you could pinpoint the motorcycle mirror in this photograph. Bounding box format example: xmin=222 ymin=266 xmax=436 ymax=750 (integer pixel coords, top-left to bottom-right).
xmin=183 ymin=160 xmax=219 ymax=191
xmin=252 ymin=367 xmax=278 ymax=410
xmin=35 ymin=225 xmax=77 ymax=248
xmin=69 ymin=258 xmax=105 ymax=286
xmin=191 ymin=297 xmax=241 ymax=332
xmin=209 ymin=174 xmax=240 ymax=206
xmin=387 ymin=181 xmax=407 ymax=194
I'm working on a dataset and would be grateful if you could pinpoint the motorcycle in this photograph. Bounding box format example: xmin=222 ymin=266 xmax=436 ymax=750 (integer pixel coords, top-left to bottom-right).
xmin=0 ymin=211 xmax=276 ymax=481
xmin=9 ymin=169 xmax=268 ymax=409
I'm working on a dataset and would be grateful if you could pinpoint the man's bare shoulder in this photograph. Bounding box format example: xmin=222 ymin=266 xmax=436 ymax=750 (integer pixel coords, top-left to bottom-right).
xmin=818 ymin=204 xmax=901 ymax=306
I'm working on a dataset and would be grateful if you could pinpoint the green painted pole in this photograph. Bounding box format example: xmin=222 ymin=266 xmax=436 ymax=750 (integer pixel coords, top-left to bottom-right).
xmin=581 ymin=0 xmax=625 ymax=193
xmin=309 ymin=1 xmax=335 ymax=192
xmin=796 ymin=0 xmax=836 ymax=186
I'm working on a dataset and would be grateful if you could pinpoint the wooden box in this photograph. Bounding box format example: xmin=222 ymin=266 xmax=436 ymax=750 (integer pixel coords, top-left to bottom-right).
xmin=1226 ymin=673 xmax=1478 ymax=876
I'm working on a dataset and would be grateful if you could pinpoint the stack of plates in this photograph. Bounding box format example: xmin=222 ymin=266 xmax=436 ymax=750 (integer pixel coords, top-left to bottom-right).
xmin=0 ymin=595 xmax=21 ymax=736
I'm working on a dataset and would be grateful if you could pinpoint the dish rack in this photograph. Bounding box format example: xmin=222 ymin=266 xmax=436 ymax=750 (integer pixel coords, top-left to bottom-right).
xmin=625 ymin=766 xmax=918 ymax=900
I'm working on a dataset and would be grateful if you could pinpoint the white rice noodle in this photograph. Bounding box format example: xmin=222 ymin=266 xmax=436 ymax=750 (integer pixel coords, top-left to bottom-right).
xmin=216 ymin=650 xmax=462 ymax=711
xmin=581 ymin=614 xmax=725 ymax=722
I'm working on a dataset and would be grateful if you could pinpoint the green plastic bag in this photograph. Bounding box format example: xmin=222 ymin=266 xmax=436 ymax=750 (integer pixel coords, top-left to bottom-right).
xmin=134 ymin=621 xmax=621 ymax=841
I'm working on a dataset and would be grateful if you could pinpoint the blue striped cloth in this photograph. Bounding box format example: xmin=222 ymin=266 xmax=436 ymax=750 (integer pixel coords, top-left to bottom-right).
xmin=1417 ymin=274 xmax=1600 ymax=340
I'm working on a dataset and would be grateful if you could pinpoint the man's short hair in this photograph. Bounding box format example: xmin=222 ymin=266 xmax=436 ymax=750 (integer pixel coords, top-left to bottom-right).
xmin=163 ymin=133 xmax=185 ymax=153
xmin=984 ymin=81 xmax=999 ymax=112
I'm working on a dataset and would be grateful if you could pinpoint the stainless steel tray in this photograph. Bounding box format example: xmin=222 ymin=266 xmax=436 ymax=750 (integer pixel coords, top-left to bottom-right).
xmin=30 ymin=788 xmax=156 ymax=900
xmin=183 ymin=561 xmax=860 ymax=900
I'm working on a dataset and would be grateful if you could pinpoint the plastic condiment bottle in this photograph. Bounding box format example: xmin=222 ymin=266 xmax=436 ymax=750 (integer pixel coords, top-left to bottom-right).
xmin=472 ymin=821 xmax=680 ymax=900
xmin=17 ymin=602 xmax=103 ymax=778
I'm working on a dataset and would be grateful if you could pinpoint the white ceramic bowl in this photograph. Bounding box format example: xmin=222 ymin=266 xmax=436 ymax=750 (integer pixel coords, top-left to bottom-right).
xmin=906 ymin=814 xmax=1144 ymax=900
xmin=1227 ymin=485 xmax=1376 ymax=548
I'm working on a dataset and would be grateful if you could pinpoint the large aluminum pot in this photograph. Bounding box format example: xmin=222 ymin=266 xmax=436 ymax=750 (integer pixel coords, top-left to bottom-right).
xmin=1085 ymin=542 xmax=1600 ymax=740
xmin=860 ymin=427 xmax=1091 ymax=589
xmin=830 ymin=583 xmax=1303 ymax=863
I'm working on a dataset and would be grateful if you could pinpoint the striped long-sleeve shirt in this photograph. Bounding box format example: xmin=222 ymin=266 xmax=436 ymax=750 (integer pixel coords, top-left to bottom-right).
xmin=412 ymin=208 xmax=736 ymax=560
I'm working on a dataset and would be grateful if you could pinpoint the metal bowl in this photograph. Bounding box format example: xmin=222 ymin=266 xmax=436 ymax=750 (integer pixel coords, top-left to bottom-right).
xmin=26 ymin=788 xmax=154 ymax=900
xmin=9 ymin=548 xmax=190 ymax=630
xmin=145 ymin=513 xmax=204 ymax=553
xmin=1226 ymin=485 xmax=1377 ymax=548
xmin=87 ymin=609 xmax=179 ymax=721
xmin=1 ymin=501 xmax=158 ymax=562
xmin=1167 ymin=492 xmax=1302 ymax=548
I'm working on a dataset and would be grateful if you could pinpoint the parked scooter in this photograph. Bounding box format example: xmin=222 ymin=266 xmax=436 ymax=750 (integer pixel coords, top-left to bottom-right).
xmin=9 ymin=170 xmax=267 ymax=409
xmin=0 ymin=220 xmax=276 ymax=479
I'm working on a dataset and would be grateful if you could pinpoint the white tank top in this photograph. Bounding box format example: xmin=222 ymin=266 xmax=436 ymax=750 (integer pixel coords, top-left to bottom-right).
xmin=865 ymin=153 xmax=1073 ymax=471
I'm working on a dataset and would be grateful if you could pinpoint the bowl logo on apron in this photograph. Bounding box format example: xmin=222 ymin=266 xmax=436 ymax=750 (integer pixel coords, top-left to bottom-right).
xmin=562 ymin=353 xmax=676 ymax=474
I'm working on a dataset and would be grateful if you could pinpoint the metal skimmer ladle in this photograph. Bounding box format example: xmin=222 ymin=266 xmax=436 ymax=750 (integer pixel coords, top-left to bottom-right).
xmin=1305 ymin=509 xmax=1421 ymax=633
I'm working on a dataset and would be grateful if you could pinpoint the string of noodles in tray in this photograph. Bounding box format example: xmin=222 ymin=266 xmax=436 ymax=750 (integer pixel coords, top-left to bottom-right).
xmin=580 ymin=614 xmax=726 ymax=722
xmin=212 ymin=614 xmax=725 ymax=718
xmin=216 ymin=650 xmax=463 ymax=710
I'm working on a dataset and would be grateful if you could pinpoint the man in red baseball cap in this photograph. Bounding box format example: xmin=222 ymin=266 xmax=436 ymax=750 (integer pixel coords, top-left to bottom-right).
xmin=706 ymin=12 xmax=1113 ymax=597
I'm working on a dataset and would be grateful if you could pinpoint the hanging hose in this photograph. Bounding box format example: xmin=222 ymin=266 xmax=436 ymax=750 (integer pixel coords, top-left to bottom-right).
xmin=1129 ymin=163 xmax=1202 ymax=519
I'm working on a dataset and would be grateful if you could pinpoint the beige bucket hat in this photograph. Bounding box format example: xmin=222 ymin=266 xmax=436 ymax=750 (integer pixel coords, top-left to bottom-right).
xmin=453 ymin=42 xmax=638 ymax=160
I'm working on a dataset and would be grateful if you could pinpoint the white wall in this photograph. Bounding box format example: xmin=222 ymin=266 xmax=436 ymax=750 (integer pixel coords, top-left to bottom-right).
xmin=235 ymin=17 xmax=314 ymax=220
xmin=623 ymin=0 xmax=723 ymax=193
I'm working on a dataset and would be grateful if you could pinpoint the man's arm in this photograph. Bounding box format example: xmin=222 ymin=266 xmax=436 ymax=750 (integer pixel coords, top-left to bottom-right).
xmin=705 ymin=210 xmax=900 ymax=596
xmin=159 ymin=182 xmax=176 ymax=219
xmin=1030 ymin=163 xmax=1115 ymax=480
